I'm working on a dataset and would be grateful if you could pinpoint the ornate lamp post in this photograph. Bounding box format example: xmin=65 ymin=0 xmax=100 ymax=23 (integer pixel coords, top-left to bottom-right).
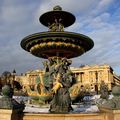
xmin=95 ymin=71 xmax=98 ymax=94
xmin=12 ymin=69 xmax=16 ymax=89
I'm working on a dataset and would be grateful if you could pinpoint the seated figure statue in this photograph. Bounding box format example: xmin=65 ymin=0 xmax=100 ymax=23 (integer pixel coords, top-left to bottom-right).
xmin=98 ymin=86 xmax=120 ymax=110
xmin=96 ymin=81 xmax=109 ymax=106
xmin=0 ymin=85 xmax=25 ymax=111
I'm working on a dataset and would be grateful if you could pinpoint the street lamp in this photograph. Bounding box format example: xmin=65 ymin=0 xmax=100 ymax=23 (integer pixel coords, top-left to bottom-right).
xmin=95 ymin=71 xmax=98 ymax=94
xmin=12 ymin=69 xmax=16 ymax=89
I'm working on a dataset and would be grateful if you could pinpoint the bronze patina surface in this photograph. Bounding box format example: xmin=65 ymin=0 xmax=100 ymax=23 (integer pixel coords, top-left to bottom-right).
xmin=0 ymin=85 xmax=25 ymax=111
xmin=21 ymin=31 xmax=94 ymax=59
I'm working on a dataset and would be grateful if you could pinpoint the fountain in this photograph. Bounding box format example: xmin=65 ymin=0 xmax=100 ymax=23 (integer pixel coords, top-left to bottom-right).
xmin=21 ymin=6 xmax=94 ymax=113
xmin=1 ymin=5 xmax=120 ymax=120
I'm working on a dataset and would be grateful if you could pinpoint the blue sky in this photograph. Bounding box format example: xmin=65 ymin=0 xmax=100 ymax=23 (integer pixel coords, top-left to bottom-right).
xmin=0 ymin=0 xmax=120 ymax=75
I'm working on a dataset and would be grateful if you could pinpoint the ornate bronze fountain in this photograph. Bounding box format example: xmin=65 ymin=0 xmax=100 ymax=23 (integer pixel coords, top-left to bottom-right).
xmin=21 ymin=6 xmax=94 ymax=113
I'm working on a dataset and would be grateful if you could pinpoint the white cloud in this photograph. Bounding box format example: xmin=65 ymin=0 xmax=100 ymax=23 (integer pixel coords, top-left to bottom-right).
xmin=92 ymin=0 xmax=114 ymax=15
xmin=35 ymin=0 xmax=99 ymax=19
xmin=72 ymin=22 xmax=120 ymax=72
xmin=0 ymin=0 xmax=120 ymax=75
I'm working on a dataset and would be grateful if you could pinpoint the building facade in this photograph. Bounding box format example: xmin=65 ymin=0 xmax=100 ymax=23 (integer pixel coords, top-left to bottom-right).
xmin=71 ymin=64 xmax=118 ymax=92
xmin=3 ymin=64 xmax=120 ymax=92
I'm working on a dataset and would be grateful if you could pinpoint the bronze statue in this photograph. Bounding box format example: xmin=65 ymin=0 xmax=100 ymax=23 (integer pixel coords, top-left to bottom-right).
xmin=48 ymin=19 xmax=64 ymax=32
xmin=49 ymin=58 xmax=73 ymax=113
xmin=100 ymin=81 xmax=109 ymax=99
xmin=96 ymin=81 xmax=109 ymax=108
xmin=98 ymin=86 xmax=120 ymax=110
xmin=0 ymin=85 xmax=25 ymax=111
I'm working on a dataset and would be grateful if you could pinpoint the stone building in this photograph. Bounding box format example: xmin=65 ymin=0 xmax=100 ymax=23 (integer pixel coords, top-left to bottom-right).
xmin=1 ymin=64 xmax=120 ymax=93
xmin=15 ymin=70 xmax=44 ymax=88
xmin=71 ymin=64 xmax=120 ymax=92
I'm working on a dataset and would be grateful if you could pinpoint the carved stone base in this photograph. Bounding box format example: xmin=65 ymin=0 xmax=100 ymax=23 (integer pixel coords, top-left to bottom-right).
xmin=99 ymin=107 xmax=120 ymax=120
xmin=0 ymin=109 xmax=23 ymax=120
